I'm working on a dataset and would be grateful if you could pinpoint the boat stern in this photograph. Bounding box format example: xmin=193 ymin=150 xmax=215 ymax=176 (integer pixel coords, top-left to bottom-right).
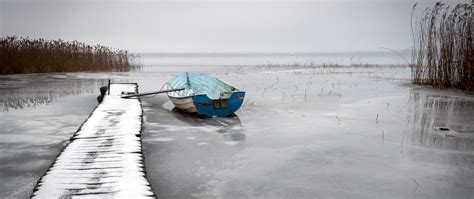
xmin=192 ymin=91 xmax=245 ymax=117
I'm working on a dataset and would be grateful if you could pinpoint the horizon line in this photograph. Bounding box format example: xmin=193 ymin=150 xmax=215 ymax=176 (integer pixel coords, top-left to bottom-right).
xmin=135 ymin=49 xmax=411 ymax=56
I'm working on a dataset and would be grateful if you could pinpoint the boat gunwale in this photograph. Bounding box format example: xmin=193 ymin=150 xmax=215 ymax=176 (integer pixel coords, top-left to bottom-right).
xmin=167 ymin=91 xmax=243 ymax=100
xmin=165 ymin=72 xmax=241 ymax=100
xmin=167 ymin=93 xmax=201 ymax=99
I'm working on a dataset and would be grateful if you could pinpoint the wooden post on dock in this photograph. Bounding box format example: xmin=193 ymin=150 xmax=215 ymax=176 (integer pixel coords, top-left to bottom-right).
xmin=107 ymin=79 xmax=111 ymax=95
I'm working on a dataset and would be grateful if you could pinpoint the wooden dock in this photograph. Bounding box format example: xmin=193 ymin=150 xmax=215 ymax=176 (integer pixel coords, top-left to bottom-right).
xmin=32 ymin=83 xmax=155 ymax=198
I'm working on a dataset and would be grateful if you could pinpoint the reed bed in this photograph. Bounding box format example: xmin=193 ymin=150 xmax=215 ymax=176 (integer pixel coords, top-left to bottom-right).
xmin=411 ymin=3 xmax=473 ymax=92
xmin=0 ymin=36 xmax=139 ymax=74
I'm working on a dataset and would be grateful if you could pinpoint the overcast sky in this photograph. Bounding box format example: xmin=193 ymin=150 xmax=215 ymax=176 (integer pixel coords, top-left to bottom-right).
xmin=0 ymin=0 xmax=466 ymax=53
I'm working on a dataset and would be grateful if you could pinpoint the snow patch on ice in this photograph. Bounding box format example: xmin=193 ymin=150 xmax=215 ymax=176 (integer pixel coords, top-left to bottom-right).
xmin=153 ymin=137 xmax=174 ymax=142
xmin=223 ymin=141 xmax=238 ymax=146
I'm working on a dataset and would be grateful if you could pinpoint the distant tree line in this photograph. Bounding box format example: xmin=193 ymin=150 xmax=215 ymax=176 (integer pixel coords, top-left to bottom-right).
xmin=0 ymin=36 xmax=139 ymax=74
xmin=411 ymin=3 xmax=473 ymax=92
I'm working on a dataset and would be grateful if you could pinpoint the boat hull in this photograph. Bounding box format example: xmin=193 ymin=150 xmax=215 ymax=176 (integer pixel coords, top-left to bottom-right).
xmin=168 ymin=91 xmax=245 ymax=117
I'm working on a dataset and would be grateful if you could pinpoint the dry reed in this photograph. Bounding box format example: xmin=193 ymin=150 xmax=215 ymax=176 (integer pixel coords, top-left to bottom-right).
xmin=0 ymin=36 xmax=139 ymax=74
xmin=411 ymin=3 xmax=473 ymax=92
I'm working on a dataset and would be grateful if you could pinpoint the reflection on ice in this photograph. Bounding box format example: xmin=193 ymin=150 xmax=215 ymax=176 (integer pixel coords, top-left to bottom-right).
xmin=171 ymin=108 xmax=245 ymax=142
xmin=0 ymin=75 xmax=107 ymax=112
xmin=404 ymin=88 xmax=474 ymax=165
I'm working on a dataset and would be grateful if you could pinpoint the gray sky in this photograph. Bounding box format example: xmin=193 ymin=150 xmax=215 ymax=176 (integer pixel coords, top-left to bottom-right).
xmin=0 ymin=0 xmax=465 ymax=53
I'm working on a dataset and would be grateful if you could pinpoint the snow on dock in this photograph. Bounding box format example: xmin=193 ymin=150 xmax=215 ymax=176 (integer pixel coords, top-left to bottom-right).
xmin=32 ymin=83 xmax=155 ymax=198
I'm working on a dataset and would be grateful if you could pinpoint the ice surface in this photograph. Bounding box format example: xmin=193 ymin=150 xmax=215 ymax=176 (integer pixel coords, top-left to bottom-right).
xmin=139 ymin=65 xmax=474 ymax=199
xmin=2 ymin=64 xmax=473 ymax=199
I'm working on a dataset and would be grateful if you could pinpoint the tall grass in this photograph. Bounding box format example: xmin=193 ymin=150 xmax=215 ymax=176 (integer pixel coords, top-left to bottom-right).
xmin=0 ymin=36 xmax=139 ymax=74
xmin=411 ymin=3 xmax=473 ymax=92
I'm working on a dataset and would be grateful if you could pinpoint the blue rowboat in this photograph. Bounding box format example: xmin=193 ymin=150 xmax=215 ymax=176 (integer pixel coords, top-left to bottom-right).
xmin=164 ymin=72 xmax=245 ymax=117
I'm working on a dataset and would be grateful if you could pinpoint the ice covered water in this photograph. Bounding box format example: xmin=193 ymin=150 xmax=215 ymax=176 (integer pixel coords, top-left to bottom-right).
xmin=1 ymin=62 xmax=473 ymax=199
xmin=139 ymin=65 xmax=474 ymax=199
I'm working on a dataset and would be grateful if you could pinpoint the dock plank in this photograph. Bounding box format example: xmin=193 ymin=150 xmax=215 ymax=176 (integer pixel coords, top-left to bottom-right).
xmin=32 ymin=83 xmax=155 ymax=199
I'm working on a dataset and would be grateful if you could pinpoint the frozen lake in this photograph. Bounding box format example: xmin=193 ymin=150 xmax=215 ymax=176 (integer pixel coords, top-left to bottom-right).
xmin=138 ymin=65 xmax=474 ymax=199
xmin=0 ymin=56 xmax=473 ymax=198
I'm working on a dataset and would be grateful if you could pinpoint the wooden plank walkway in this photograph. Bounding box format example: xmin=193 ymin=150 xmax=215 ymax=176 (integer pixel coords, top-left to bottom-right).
xmin=32 ymin=83 xmax=155 ymax=198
